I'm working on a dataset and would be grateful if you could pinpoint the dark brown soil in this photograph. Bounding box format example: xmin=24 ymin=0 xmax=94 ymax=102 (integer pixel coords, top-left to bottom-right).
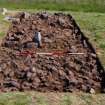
xmin=0 ymin=12 xmax=105 ymax=93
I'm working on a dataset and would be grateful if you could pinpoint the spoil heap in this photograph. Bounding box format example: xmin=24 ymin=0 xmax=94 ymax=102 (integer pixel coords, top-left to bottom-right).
xmin=0 ymin=12 xmax=105 ymax=92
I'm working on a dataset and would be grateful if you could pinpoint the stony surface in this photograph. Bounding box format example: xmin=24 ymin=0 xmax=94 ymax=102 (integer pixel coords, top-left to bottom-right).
xmin=0 ymin=12 xmax=105 ymax=92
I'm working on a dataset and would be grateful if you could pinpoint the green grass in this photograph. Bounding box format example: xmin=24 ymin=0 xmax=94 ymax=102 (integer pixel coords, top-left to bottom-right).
xmin=0 ymin=32 xmax=5 ymax=37
xmin=61 ymin=95 xmax=72 ymax=105
xmin=0 ymin=92 xmax=105 ymax=105
xmin=35 ymin=96 xmax=48 ymax=105
xmin=0 ymin=0 xmax=105 ymax=13
xmin=0 ymin=14 xmax=10 ymax=38
xmin=100 ymin=43 xmax=105 ymax=49
xmin=0 ymin=92 xmax=31 ymax=105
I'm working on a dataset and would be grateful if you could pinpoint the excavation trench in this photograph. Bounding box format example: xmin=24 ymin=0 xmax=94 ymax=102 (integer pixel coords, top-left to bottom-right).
xmin=0 ymin=12 xmax=105 ymax=93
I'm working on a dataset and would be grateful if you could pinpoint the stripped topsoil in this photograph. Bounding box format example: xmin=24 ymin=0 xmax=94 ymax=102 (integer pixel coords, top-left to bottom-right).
xmin=0 ymin=12 xmax=105 ymax=93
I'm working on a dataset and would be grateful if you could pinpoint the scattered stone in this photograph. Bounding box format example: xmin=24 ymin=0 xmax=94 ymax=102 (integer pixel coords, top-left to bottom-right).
xmin=40 ymin=13 xmax=48 ymax=19
xmin=90 ymin=88 xmax=95 ymax=94
xmin=44 ymin=37 xmax=52 ymax=43
xmin=24 ymin=12 xmax=30 ymax=19
xmin=2 ymin=8 xmax=7 ymax=15
xmin=4 ymin=16 xmax=11 ymax=21
xmin=58 ymin=18 xmax=65 ymax=26
xmin=10 ymin=81 xmax=20 ymax=88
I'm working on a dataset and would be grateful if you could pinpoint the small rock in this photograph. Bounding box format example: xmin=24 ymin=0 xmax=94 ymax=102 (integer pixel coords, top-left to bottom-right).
xmin=4 ymin=16 xmax=11 ymax=21
xmin=71 ymin=46 xmax=77 ymax=53
xmin=10 ymin=81 xmax=20 ymax=88
xmin=90 ymin=88 xmax=95 ymax=94
xmin=24 ymin=12 xmax=30 ymax=19
xmin=27 ymin=72 xmax=32 ymax=79
xmin=32 ymin=21 xmax=36 ymax=25
xmin=44 ymin=37 xmax=52 ymax=43
xmin=21 ymin=82 xmax=31 ymax=90
xmin=82 ymin=85 xmax=87 ymax=92
xmin=91 ymin=53 xmax=97 ymax=58
xmin=58 ymin=18 xmax=65 ymax=26
xmin=9 ymin=71 xmax=15 ymax=77
xmin=83 ymin=40 xmax=88 ymax=48
xmin=31 ymin=67 xmax=36 ymax=72
xmin=2 ymin=8 xmax=7 ymax=15
xmin=8 ymin=36 xmax=15 ymax=41
xmin=25 ymin=42 xmax=36 ymax=49
xmin=40 ymin=13 xmax=48 ymax=19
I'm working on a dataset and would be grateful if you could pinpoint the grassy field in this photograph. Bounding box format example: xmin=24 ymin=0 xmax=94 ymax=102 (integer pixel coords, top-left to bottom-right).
xmin=0 ymin=0 xmax=105 ymax=13
xmin=0 ymin=92 xmax=104 ymax=105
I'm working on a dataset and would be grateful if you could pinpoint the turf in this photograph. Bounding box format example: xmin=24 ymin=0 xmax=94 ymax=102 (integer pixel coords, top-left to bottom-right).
xmin=0 ymin=92 xmax=105 ymax=105
xmin=0 ymin=0 xmax=105 ymax=13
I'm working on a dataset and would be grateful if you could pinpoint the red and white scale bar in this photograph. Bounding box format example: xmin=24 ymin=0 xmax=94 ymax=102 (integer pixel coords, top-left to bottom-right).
xmin=36 ymin=52 xmax=84 ymax=55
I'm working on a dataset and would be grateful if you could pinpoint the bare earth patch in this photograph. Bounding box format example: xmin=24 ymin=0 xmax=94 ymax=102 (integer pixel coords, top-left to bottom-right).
xmin=0 ymin=12 xmax=104 ymax=93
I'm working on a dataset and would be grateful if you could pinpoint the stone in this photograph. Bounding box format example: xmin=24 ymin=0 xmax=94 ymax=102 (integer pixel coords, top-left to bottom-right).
xmin=27 ymin=72 xmax=32 ymax=79
xmin=40 ymin=13 xmax=48 ymax=19
xmin=24 ymin=12 xmax=30 ymax=19
xmin=58 ymin=18 xmax=65 ymax=25
xmin=90 ymin=88 xmax=95 ymax=94
xmin=31 ymin=67 xmax=36 ymax=72
xmin=44 ymin=37 xmax=52 ymax=43
xmin=10 ymin=81 xmax=20 ymax=88
xmin=2 ymin=8 xmax=7 ymax=15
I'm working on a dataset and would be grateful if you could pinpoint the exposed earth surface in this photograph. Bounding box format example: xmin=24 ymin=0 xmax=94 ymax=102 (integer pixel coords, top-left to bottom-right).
xmin=0 ymin=12 xmax=105 ymax=93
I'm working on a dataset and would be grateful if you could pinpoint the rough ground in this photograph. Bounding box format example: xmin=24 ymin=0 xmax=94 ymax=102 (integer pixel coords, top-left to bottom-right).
xmin=0 ymin=12 xmax=105 ymax=93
